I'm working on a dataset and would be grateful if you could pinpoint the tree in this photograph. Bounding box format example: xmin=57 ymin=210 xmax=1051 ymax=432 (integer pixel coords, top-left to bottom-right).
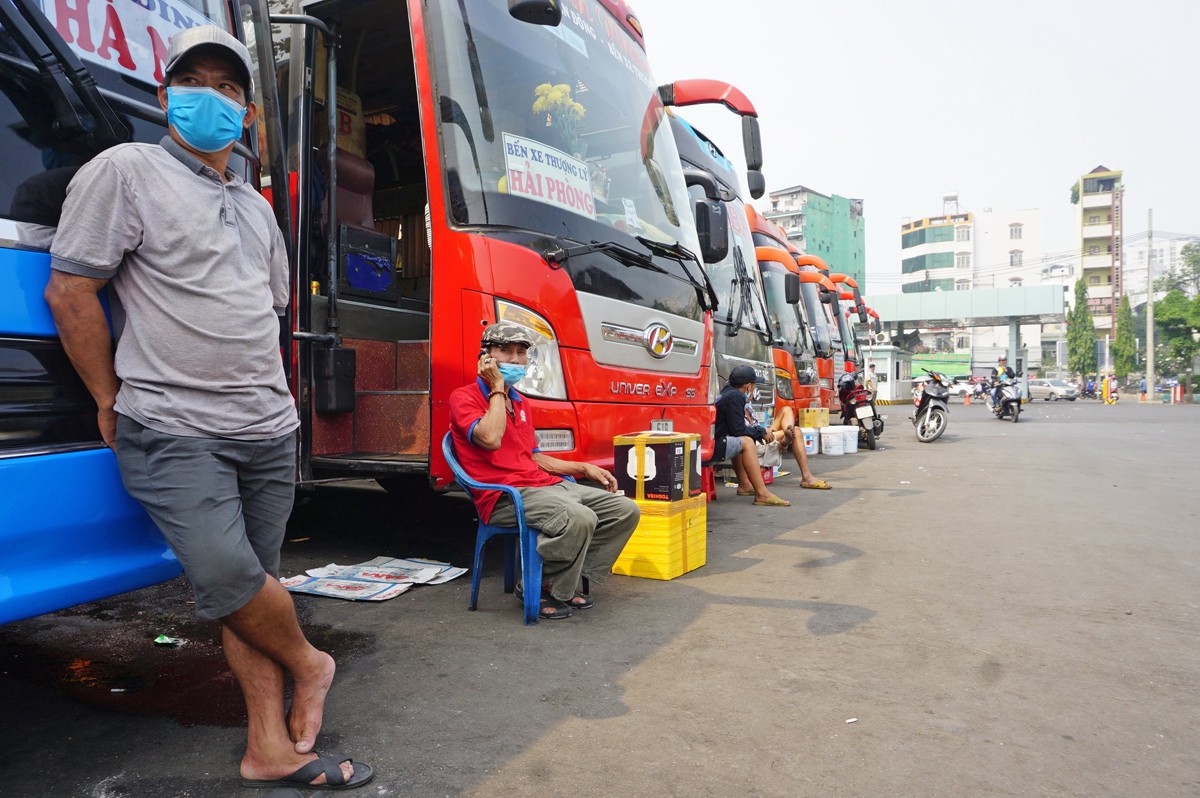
xmin=1111 ymin=295 xmax=1136 ymax=380
xmin=1069 ymin=183 xmax=1080 ymax=205
xmin=1153 ymin=242 xmax=1200 ymax=297
xmin=1067 ymin=278 xmax=1097 ymax=378
xmin=1153 ymin=289 xmax=1200 ymax=379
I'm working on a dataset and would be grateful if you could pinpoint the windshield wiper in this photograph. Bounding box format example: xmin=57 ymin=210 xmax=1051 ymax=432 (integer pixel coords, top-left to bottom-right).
xmin=635 ymin=235 xmax=719 ymax=312
xmin=544 ymin=239 xmax=668 ymax=274
xmin=0 ymin=0 xmax=129 ymax=149
xmin=721 ymin=245 xmax=772 ymax=345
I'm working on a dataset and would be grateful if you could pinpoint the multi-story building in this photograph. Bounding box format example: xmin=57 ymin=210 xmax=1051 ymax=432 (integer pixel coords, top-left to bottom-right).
xmin=764 ymin=184 xmax=866 ymax=290
xmin=1074 ymin=165 xmax=1123 ymax=335
xmin=897 ymin=196 xmax=1053 ymax=371
xmin=898 ymin=209 xmax=970 ymax=295
xmin=1123 ymin=235 xmax=1199 ymax=307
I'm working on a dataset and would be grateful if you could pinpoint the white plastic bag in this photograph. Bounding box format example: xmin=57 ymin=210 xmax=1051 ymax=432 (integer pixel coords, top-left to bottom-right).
xmin=756 ymin=439 xmax=783 ymax=468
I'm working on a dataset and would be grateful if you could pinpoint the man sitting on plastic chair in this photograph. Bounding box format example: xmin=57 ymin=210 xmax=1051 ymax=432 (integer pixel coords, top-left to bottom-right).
xmin=448 ymin=322 xmax=640 ymax=620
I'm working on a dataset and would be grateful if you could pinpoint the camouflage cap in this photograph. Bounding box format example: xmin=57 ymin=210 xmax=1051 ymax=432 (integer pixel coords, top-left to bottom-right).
xmin=481 ymin=322 xmax=533 ymax=348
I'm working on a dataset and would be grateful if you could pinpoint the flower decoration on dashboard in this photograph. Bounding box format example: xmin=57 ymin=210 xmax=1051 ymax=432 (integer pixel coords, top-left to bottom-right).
xmin=533 ymin=83 xmax=586 ymax=157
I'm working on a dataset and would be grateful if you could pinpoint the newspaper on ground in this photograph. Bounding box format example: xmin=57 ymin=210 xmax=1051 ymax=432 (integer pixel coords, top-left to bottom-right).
xmin=280 ymin=575 xmax=413 ymax=602
xmin=281 ymin=556 xmax=468 ymax=601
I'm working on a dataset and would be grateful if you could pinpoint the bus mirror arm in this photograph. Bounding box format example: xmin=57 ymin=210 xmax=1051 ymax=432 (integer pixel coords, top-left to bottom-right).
xmin=1 ymin=0 xmax=130 ymax=148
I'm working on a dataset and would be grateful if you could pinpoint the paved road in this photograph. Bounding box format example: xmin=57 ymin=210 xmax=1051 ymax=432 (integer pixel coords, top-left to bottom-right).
xmin=3 ymin=401 xmax=1198 ymax=797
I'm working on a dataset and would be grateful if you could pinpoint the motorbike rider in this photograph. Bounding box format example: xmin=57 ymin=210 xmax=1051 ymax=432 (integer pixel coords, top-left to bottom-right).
xmin=990 ymin=355 xmax=1015 ymax=407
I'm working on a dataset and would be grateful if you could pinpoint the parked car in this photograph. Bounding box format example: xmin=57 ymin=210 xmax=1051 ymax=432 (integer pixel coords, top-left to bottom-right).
xmin=1028 ymin=378 xmax=1078 ymax=401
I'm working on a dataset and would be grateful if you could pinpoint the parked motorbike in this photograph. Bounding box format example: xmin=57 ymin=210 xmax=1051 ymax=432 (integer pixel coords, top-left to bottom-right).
xmin=838 ymin=372 xmax=883 ymax=450
xmin=985 ymin=377 xmax=1023 ymax=422
xmin=911 ymin=368 xmax=951 ymax=443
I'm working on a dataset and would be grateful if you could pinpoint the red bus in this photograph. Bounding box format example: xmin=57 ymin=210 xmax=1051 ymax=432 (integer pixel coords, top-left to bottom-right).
xmin=830 ymin=273 xmax=867 ymax=375
xmin=256 ymin=0 xmax=721 ymax=488
xmin=747 ymin=209 xmax=839 ymax=411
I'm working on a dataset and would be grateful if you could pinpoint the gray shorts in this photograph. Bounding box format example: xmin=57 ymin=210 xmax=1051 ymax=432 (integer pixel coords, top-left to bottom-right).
xmin=115 ymin=415 xmax=296 ymax=620
xmin=724 ymin=435 xmax=745 ymax=461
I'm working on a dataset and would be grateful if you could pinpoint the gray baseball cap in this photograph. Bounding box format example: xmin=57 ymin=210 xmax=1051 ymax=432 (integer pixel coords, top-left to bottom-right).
xmin=164 ymin=25 xmax=255 ymax=99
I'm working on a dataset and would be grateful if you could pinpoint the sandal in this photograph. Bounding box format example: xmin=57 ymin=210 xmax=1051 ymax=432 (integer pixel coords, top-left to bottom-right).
xmin=800 ymin=480 xmax=832 ymax=490
xmin=568 ymin=591 xmax=594 ymax=610
xmin=538 ymin=591 xmax=572 ymax=620
xmin=753 ymin=495 xmax=791 ymax=507
xmin=736 ymin=489 xmax=755 ymax=496
xmin=240 ymin=753 xmax=375 ymax=790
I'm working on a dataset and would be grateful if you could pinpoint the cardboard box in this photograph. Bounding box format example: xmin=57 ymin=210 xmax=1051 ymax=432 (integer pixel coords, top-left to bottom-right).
xmin=611 ymin=496 xmax=707 ymax=580
xmin=800 ymin=407 xmax=830 ymax=429
xmin=613 ymin=431 xmax=702 ymax=502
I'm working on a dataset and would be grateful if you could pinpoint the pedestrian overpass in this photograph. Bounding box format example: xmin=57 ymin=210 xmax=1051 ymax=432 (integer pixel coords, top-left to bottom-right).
xmin=863 ymin=285 xmax=1068 ymax=361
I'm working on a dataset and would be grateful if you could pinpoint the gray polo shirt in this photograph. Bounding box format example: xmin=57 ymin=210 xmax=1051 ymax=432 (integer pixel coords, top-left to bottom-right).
xmin=50 ymin=137 xmax=299 ymax=440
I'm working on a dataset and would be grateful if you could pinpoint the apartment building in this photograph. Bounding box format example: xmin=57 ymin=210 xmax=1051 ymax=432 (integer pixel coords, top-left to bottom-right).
xmin=764 ymin=184 xmax=866 ymax=290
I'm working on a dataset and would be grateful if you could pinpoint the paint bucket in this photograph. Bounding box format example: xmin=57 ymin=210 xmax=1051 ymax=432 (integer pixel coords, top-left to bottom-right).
xmin=840 ymin=425 xmax=859 ymax=454
xmin=819 ymin=426 xmax=845 ymax=456
xmin=800 ymin=427 xmax=818 ymax=456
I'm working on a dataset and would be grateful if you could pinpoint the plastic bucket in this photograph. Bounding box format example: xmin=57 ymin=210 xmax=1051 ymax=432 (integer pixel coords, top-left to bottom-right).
xmin=840 ymin=425 xmax=859 ymax=454
xmin=820 ymin=427 xmax=844 ymax=456
xmin=800 ymin=427 xmax=818 ymax=455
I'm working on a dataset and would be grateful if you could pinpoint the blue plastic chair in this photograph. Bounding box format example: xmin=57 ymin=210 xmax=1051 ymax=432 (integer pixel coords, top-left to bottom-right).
xmin=442 ymin=432 xmax=545 ymax=625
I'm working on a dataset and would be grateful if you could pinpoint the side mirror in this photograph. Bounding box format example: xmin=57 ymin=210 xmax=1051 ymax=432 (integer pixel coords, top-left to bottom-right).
xmin=741 ymin=115 xmax=763 ymax=171
xmin=508 ymin=0 xmax=561 ymax=25
xmin=784 ymin=272 xmax=800 ymax=305
xmin=693 ymin=198 xmax=729 ymax=264
xmin=745 ymin=169 xmax=766 ymax=200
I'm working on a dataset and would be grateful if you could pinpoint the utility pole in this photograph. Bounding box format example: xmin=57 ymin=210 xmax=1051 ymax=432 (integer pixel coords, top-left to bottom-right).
xmin=1146 ymin=209 xmax=1155 ymax=395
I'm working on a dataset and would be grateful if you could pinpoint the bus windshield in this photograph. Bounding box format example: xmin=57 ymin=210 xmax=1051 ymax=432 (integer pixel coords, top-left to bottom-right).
xmin=426 ymin=0 xmax=699 ymax=253
xmin=707 ymin=196 xmax=769 ymax=336
xmin=838 ymin=311 xmax=859 ymax=363
xmin=799 ymin=281 xmax=833 ymax=357
xmin=760 ymin=264 xmax=812 ymax=354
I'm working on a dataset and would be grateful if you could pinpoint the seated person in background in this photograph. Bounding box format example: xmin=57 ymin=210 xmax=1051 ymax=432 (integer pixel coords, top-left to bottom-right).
xmin=765 ymin=404 xmax=830 ymax=490
xmin=713 ymin=365 xmax=790 ymax=507
xmin=448 ymin=323 xmax=639 ymax=620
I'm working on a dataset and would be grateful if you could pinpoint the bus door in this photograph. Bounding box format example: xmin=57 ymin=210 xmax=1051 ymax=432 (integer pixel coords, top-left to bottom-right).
xmin=263 ymin=0 xmax=717 ymax=485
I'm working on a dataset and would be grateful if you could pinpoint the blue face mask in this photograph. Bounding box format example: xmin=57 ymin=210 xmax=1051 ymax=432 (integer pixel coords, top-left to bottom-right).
xmin=167 ymin=86 xmax=247 ymax=153
xmin=497 ymin=363 xmax=528 ymax=387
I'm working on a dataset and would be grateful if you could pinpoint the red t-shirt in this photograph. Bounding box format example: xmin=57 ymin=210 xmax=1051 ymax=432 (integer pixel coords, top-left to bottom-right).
xmin=448 ymin=378 xmax=561 ymax=522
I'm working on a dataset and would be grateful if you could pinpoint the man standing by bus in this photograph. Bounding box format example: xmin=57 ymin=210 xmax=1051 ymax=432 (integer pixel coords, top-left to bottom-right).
xmin=44 ymin=26 xmax=372 ymax=791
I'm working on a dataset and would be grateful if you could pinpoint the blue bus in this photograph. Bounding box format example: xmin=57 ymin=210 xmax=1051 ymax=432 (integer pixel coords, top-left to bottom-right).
xmin=0 ymin=0 xmax=253 ymax=623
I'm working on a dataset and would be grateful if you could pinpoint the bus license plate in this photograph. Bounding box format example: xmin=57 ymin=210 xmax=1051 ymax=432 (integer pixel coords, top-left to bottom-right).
xmin=650 ymin=419 xmax=674 ymax=432
xmin=855 ymin=405 xmax=875 ymax=420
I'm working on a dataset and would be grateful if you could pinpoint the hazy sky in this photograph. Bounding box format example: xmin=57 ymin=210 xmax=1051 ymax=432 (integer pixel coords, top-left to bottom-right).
xmin=634 ymin=0 xmax=1199 ymax=294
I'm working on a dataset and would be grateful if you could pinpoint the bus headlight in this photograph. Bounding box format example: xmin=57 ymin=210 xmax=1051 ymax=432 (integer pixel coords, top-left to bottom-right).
xmin=775 ymin=367 xmax=794 ymax=401
xmin=496 ymin=300 xmax=566 ymax=399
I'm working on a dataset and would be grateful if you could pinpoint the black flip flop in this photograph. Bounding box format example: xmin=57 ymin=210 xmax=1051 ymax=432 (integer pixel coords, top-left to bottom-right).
xmin=241 ymin=753 xmax=374 ymax=790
